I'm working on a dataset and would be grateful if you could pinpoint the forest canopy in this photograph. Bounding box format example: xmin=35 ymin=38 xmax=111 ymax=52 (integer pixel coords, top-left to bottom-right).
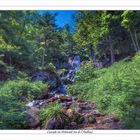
xmin=0 ymin=11 xmax=140 ymax=76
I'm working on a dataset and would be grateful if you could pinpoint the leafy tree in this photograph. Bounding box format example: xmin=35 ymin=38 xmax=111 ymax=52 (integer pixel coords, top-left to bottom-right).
xmin=121 ymin=11 xmax=140 ymax=52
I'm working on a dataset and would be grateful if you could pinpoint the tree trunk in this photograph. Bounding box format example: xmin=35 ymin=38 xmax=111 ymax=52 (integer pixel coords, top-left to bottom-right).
xmin=103 ymin=53 xmax=109 ymax=66
xmin=89 ymin=45 xmax=96 ymax=63
xmin=108 ymin=36 xmax=115 ymax=64
xmin=18 ymin=19 xmax=26 ymax=43
xmin=129 ymin=29 xmax=138 ymax=52
xmin=41 ymin=48 xmax=45 ymax=70
xmin=134 ymin=29 xmax=140 ymax=51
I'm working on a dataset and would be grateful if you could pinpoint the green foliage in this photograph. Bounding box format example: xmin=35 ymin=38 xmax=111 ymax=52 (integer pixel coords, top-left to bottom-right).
xmin=16 ymin=71 xmax=30 ymax=80
xmin=68 ymin=52 xmax=140 ymax=129
xmin=0 ymin=10 xmax=140 ymax=129
xmin=39 ymin=102 xmax=68 ymax=126
xmin=0 ymin=80 xmax=48 ymax=101
xmin=46 ymin=62 xmax=56 ymax=73
xmin=0 ymin=80 xmax=48 ymax=129
xmin=74 ymin=61 xmax=95 ymax=83
xmin=57 ymin=68 xmax=67 ymax=77
xmin=0 ymin=36 xmax=17 ymax=52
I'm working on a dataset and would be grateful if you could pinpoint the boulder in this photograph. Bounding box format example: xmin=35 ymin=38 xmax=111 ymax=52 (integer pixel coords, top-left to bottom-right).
xmin=78 ymin=102 xmax=91 ymax=110
xmin=60 ymin=101 xmax=73 ymax=108
xmin=91 ymin=110 xmax=101 ymax=117
xmin=31 ymin=71 xmax=58 ymax=87
xmin=86 ymin=115 xmax=96 ymax=124
xmin=26 ymin=107 xmax=41 ymax=128
xmin=72 ymin=55 xmax=81 ymax=70
xmin=66 ymin=108 xmax=74 ymax=117
xmin=79 ymin=111 xmax=96 ymax=124
xmin=70 ymin=122 xmax=78 ymax=129
xmin=44 ymin=117 xmax=65 ymax=129
xmin=46 ymin=96 xmax=58 ymax=103
xmin=59 ymin=96 xmax=72 ymax=102
xmin=44 ymin=118 xmax=57 ymax=129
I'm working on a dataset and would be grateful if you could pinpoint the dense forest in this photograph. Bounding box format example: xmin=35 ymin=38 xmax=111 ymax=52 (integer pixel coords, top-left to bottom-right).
xmin=0 ymin=10 xmax=140 ymax=129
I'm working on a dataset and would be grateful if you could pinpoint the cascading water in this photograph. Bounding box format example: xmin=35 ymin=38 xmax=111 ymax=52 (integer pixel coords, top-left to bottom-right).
xmin=50 ymin=55 xmax=81 ymax=95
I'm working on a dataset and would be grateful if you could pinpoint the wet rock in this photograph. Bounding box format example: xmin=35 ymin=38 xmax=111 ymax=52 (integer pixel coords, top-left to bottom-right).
xmin=70 ymin=122 xmax=78 ymax=129
xmin=50 ymin=85 xmax=67 ymax=95
xmin=26 ymin=100 xmax=35 ymax=108
xmin=26 ymin=96 xmax=59 ymax=109
xmin=77 ymin=99 xmax=85 ymax=103
xmin=61 ymin=69 xmax=75 ymax=84
xmin=27 ymin=94 xmax=123 ymax=130
xmin=91 ymin=110 xmax=101 ymax=117
xmin=60 ymin=101 xmax=73 ymax=108
xmin=59 ymin=56 xmax=81 ymax=85
xmin=79 ymin=116 xmax=85 ymax=123
xmin=46 ymin=96 xmax=58 ymax=103
xmin=72 ymin=55 xmax=81 ymax=70
xmin=26 ymin=100 xmax=47 ymax=108
xmin=26 ymin=107 xmax=41 ymax=128
xmin=45 ymin=117 xmax=65 ymax=129
xmin=90 ymin=102 xmax=96 ymax=109
xmin=78 ymin=103 xmax=92 ymax=111
xmin=31 ymin=71 xmax=58 ymax=87
xmin=44 ymin=118 xmax=57 ymax=129
xmin=86 ymin=115 xmax=96 ymax=124
xmin=82 ymin=112 xmax=96 ymax=124
xmin=93 ymin=113 xmax=124 ymax=129
xmin=72 ymin=96 xmax=78 ymax=101
xmin=57 ymin=85 xmax=67 ymax=95
xmin=81 ymin=109 xmax=92 ymax=114
xmin=59 ymin=96 xmax=72 ymax=102
xmin=101 ymin=113 xmax=118 ymax=124
xmin=43 ymin=93 xmax=54 ymax=99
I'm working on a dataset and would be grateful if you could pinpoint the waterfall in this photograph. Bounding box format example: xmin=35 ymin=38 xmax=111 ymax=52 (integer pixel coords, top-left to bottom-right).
xmin=50 ymin=55 xmax=81 ymax=95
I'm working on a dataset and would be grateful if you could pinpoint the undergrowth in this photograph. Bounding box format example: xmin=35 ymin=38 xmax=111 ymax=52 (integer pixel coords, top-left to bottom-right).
xmin=0 ymin=80 xmax=48 ymax=129
xmin=68 ymin=52 xmax=140 ymax=129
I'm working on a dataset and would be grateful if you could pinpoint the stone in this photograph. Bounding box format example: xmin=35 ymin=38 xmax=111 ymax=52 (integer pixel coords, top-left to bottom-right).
xmin=90 ymin=102 xmax=97 ymax=109
xmin=46 ymin=96 xmax=58 ymax=103
xmin=59 ymin=96 xmax=72 ymax=102
xmin=26 ymin=107 xmax=41 ymax=128
xmin=31 ymin=71 xmax=58 ymax=88
xmin=77 ymin=99 xmax=85 ymax=103
xmin=26 ymin=100 xmax=35 ymax=108
xmin=81 ymin=109 xmax=92 ymax=115
xmin=60 ymin=102 xmax=73 ymax=108
xmin=57 ymin=85 xmax=67 ymax=95
xmin=70 ymin=122 xmax=78 ymax=129
xmin=87 ymin=116 xmax=96 ymax=124
xmin=45 ymin=118 xmax=57 ymax=129
xmin=66 ymin=108 xmax=74 ymax=117
xmin=72 ymin=55 xmax=81 ymax=70
xmin=44 ymin=117 xmax=65 ymax=129
xmin=92 ymin=110 xmax=101 ymax=117
xmin=98 ymin=113 xmax=119 ymax=124
xmin=78 ymin=103 xmax=91 ymax=110
xmin=84 ymin=113 xmax=96 ymax=124
xmin=26 ymin=100 xmax=48 ymax=108
xmin=50 ymin=85 xmax=67 ymax=95
xmin=72 ymin=96 xmax=78 ymax=101
xmin=79 ymin=116 xmax=85 ymax=123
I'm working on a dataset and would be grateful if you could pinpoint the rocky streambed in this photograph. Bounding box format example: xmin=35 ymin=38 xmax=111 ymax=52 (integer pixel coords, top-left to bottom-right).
xmin=26 ymin=93 xmax=124 ymax=130
xmin=27 ymin=56 xmax=124 ymax=130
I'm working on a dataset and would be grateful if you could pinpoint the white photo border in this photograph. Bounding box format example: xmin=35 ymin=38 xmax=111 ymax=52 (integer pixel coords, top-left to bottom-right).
xmin=0 ymin=0 xmax=140 ymax=139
